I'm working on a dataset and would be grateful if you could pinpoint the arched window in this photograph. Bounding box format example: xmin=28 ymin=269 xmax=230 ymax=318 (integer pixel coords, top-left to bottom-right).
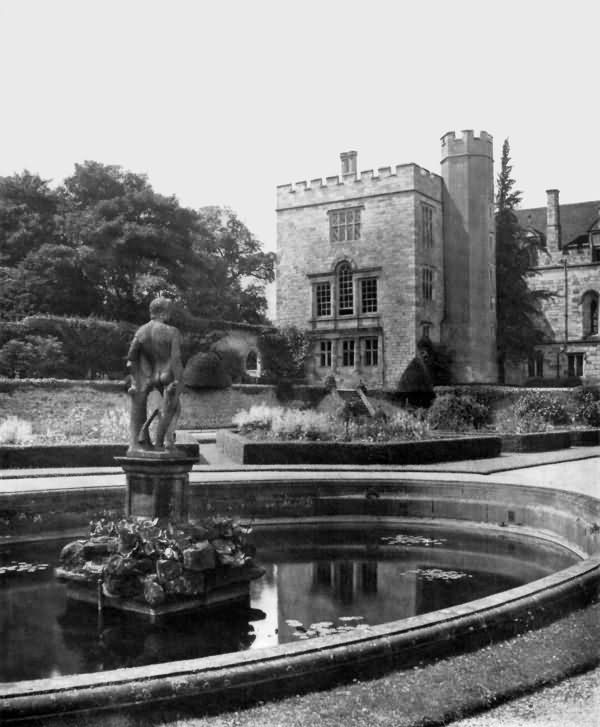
xmin=582 ymin=291 xmax=599 ymax=337
xmin=245 ymin=350 xmax=258 ymax=372
xmin=338 ymin=262 xmax=354 ymax=315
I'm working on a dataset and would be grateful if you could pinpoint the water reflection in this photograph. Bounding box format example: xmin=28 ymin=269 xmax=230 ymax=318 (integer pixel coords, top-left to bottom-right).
xmin=0 ymin=525 xmax=580 ymax=682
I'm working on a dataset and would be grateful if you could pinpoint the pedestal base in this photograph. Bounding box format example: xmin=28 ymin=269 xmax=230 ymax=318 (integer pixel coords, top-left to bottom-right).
xmin=115 ymin=454 xmax=197 ymax=521
xmin=55 ymin=565 xmax=264 ymax=624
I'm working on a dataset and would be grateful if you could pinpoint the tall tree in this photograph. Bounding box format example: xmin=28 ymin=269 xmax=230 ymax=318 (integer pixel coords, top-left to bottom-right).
xmin=0 ymin=163 xmax=274 ymax=325
xmin=0 ymin=172 xmax=62 ymax=266
xmin=186 ymin=206 xmax=275 ymax=324
xmin=495 ymin=139 xmax=551 ymax=376
xmin=61 ymin=161 xmax=198 ymax=322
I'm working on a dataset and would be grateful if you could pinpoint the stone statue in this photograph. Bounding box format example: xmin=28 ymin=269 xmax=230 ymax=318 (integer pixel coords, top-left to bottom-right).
xmin=126 ymin=297 xmax=184 ymax=454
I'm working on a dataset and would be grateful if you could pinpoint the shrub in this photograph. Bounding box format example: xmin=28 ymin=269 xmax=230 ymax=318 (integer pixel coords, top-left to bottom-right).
xmin=232 ymin=404 xmax=431 ymax=442
xmin=183 ymin=351 xmax=231 ymax=389
xmin=397 ymin=356 xmax=435 ymax=408
xmin=0 ymin=417 xmax=33 ymax=444
xmin=270 ymin=408 xmax=332 ymax=441
xmin=0 ymin=335 xmax=67 ymax=378
xmin=20 ymin=315 xmax=133 ymax=378
xmin=514 ymin=391 xmax=571 ymax=426
xmin=572 ymin=385 xmax=600 ymax=427
xmin=232 ymin=405 xmax=278 ymax=433
xmin=258 ymin=327 xmax=309 ymax=382
xmin=494 ymin=409 xmax=549 ymax=433
xmin=217 ymin=348 xmax=245 ymax=384
xmin=426 ymin=394 xmax=490 ymax=432
xmin=416 ymin=337 xmax=454 ymax=385
xmin=350 ymin=409 xmax=430 ymax=442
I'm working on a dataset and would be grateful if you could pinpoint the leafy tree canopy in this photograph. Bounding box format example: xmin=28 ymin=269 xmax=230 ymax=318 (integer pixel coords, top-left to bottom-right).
xmin=0 ymin=163 xmax=274 ymax=325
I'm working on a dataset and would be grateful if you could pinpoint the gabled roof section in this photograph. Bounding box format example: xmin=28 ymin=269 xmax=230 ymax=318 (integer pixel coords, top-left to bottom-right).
xmin=515 ymin=200 xmax=600 ymax=247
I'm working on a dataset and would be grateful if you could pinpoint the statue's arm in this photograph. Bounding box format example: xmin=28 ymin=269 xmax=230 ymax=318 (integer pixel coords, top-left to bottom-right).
xmin=126 ymin=334 xmax=142 ymax=392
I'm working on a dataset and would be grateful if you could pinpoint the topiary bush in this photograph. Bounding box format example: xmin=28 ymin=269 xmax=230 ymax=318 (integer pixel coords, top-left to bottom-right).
xmin=397 ymin=356 xmax=435 ymax=408
xmin=426 ymin=393 xmax=490 ymax=432
xmin=183 ymin=351 xmax=231 ymax=389
xmin=513 ymin=391 xmax=571 ymax=426
xmin=216 ymin=348 xmax=245 ymax=384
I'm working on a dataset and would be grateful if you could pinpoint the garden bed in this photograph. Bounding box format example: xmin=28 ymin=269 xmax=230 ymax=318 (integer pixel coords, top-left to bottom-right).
xmin=0 ymin=442 xmax=199 ymax=469
xmin=216 ymin=430 xmax=502 ymax=465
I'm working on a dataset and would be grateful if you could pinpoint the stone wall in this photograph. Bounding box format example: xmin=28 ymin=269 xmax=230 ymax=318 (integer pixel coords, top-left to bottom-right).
xmin=276 ymin=160 xmax=444 ymax=390
xmin=529 ymin=257 xmax=600 ymax=381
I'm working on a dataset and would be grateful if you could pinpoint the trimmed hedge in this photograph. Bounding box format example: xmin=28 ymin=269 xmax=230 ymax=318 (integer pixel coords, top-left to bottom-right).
xmin=217 ymin=430 xmax=501 ymax=465
xmin=570 ymin=429 xmax=600 ymax=447
xmin=0 ymin=442 xmax=199 ymax=469
xmin=500 ymin=431 xmax=572 ymax=453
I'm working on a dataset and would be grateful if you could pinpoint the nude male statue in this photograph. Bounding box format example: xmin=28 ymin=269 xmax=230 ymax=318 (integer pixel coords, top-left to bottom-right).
xmin=126 ymin=297 xmax=184 ymax=453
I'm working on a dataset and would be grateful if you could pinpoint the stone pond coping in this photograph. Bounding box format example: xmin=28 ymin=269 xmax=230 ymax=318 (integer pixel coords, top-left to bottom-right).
xmin=0 ymin=474 xmax=599 ymax=722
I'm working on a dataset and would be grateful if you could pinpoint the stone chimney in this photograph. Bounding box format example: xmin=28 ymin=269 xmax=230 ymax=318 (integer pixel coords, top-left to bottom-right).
xmin=340 ymin=151 xmax=357 ymax=178
xmin=546 ymin=189 xmax=561 ymax=251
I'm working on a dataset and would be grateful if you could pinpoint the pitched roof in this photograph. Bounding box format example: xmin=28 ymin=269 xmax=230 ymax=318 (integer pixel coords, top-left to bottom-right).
xmin=515 ymin=200 xmax=600 ymax=246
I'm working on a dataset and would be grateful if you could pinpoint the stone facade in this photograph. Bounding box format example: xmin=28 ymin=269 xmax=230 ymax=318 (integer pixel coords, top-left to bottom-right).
xmin=513 ymin=193 xmax=600 ymax=383
xmin=276 ymin=131 xmax=497 ymax=388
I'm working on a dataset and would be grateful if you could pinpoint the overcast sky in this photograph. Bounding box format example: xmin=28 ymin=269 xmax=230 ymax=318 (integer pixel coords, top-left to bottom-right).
xmin=1 ymin=0 xmax=597 ymax=266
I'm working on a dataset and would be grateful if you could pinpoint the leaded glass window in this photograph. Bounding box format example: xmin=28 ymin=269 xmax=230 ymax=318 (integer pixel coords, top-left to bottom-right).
xmin=319 ymin=340 xmax=332 ymax=367
xmin=342 ymin=339 xmax=355 ymax=367
xmin=363 ymin=338 xmax=378 ymax=366
xmin=316 ymin=282 xmax=331 ymax=317
xmin=330 ymin=208 xmax=361 ymax=242
xmin=338 ymin=263 xmax=354 ymax=315
xmin=361 ymin=278 xmax=377 ymax=313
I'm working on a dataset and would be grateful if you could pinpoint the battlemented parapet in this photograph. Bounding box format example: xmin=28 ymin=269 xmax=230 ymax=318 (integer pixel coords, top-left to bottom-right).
xmin=276 ymin=163 xmax=442 ymax=211
xmin=441 ymin=130 xmax=494 ymax=161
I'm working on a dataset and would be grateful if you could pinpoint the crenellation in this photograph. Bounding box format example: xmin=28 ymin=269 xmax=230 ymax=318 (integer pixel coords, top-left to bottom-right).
xmin=278 ymin=133 xmax=598 ymax=386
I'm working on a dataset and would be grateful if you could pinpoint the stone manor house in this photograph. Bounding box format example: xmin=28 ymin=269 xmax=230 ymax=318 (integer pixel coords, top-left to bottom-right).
xmin=275 ymin=130 xmax=600 ymax=388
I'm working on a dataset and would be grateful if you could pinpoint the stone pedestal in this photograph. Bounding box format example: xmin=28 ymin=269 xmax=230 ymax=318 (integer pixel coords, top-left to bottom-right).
xmin=115 ymin=454 xmax=197 ymax=521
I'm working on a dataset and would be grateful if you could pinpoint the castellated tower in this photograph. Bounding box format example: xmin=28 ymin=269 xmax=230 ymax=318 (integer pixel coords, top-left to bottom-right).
xmin=441 ymin=130 xmax=498 ymax=382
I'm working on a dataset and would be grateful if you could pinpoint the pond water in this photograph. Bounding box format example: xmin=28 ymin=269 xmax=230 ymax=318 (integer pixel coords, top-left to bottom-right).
xmin=0 ymin=524 xmax=579 ymax=683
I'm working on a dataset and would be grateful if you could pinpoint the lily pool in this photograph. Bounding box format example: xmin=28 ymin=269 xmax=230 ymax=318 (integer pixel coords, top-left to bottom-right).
xmin=0 ymin=523 xmax=578 ymax=682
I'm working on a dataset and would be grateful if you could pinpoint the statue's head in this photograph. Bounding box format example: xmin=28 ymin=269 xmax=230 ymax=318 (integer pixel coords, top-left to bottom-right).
xmin=149 ymin=296 xmax=172 ymax=322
